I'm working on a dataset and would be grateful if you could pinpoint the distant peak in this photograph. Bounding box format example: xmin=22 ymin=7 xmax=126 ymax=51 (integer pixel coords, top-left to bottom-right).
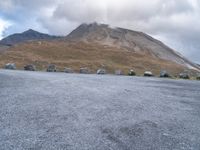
xmin=27 ymin=29 xmax=35 ymax=32
xmin=79 ymin=22 xmax=109 ymax=28
xmin=80 ymin=22 xmax=98 ymax=26
xmin=23 ymin=29 xmax=38 ymax=34
xmin=0 ymin=28 xmax=60 ymax=46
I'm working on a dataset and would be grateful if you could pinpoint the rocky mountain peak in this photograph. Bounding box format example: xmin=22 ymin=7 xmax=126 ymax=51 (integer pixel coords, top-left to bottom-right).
xmin=23 ymin=29 xmax=38 ymax=34
xmin=0 ymin=29 xmax=61 ymax=46
xmin=66 ymin=22 xmax=199 ymax=70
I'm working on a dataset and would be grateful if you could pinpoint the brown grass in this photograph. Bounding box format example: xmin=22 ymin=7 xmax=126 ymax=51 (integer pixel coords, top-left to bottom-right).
xmin=0 ymin=40 xmax=191 ymax=76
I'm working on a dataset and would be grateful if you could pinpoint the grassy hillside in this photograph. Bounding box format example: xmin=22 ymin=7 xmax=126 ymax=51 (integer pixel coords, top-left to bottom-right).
xmin=0 ymin=40 xmax=190 ymax=76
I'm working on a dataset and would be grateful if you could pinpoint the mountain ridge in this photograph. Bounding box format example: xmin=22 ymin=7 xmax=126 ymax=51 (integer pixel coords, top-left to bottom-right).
xmin=0 ymin=29 xmax=62 ymax=46
xmin=0 ymin=23 xmax=199 ymax=74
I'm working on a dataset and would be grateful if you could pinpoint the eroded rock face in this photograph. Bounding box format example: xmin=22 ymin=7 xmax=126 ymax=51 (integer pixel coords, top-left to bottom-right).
xmin=97 ymin=69 xmax=106 ymax=75
xmin=160 ymin=70 xmax=170 ymax=78
xmin=144 ymin=71 xmax=153 ymax=77
xmin=179 ymin=73 xmax=190 ymax=79
xmin=80 ymin=68 xmax=90 ymax=74
xmin=24 ymin=64 xmax=36 ymax=71
xmin=128 ymin=70 xmax=136 ymax=76
xmin=4 ymin=63 xmax=16 ymax=70
xmin=47 ymin=64 xmax=57 ymax=72
xmin=64 ymin=68 xmax=73 ymax=73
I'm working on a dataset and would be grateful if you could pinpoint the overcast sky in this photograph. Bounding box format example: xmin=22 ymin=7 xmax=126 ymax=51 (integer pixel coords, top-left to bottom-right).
xmin=0 ymin=0 xmax=199 ymax=63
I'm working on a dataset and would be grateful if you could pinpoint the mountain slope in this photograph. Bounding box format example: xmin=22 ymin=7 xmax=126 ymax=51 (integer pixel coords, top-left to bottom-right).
xmin=67 ymin=23 xmax=199 ymax=70
xmin=0 ymin=45 xmax=10 ymax=52
xmin=0 ymin=29 xmax=61 ymax=46
xmin=0 ymin=23 xmax=199 ymax=75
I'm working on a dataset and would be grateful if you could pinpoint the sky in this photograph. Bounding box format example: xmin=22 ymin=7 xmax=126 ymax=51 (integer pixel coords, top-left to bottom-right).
xmin=0 ymin=0 xmax=199 ymax=63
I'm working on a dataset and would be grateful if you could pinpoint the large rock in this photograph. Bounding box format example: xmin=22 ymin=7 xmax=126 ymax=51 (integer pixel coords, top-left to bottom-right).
xmin=80 ymin=68 xmax=90 ymax=74
xmin=4 ymin=63 xmax=16 ymax=70
xmin=97 ymin=69 xmax=106 ymax=75
xmin=128 ymin=70 xmax=136 ymax=76
xmin=47 ymin=64 xmax=57 ymax=72
xmin=64 ymin=68 xmax=73 ymax=73
xmin=160 ymin=70 xmax=170 ymax=78
xmin=115 ymin=70 xmax=123 ymax=75
xmin=24 ymin=64 xmax=36 ymax=71
xmin=144 ymin=71 xmax=153 ymax=77
xmin=196 ymin=74 xmax=200 ymax=80
xmin=179 ymin=73 xmax=190 ymax=79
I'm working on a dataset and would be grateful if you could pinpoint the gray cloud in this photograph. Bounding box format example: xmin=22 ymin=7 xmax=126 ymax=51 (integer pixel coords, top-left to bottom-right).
xmin=0 ymin=0 xmax=200 ymax=63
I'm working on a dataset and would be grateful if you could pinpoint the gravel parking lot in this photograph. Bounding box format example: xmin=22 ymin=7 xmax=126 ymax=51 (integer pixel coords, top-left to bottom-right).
xmin=0 ymin=69 xmax=200 ymax=150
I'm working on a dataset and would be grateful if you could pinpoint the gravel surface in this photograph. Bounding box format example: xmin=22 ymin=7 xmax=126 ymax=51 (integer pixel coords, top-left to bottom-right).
xmin=0 ymin=69 xmax=200 ymax=150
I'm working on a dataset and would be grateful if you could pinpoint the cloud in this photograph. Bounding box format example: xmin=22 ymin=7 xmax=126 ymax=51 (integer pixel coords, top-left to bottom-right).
xmin=0 ymin=17 xmax=12 ymax=39
xmin=0 ymin=0 xmax=200 ymax=63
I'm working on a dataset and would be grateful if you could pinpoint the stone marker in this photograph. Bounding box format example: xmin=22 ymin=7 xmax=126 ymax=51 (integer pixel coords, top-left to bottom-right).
xmin=179 ymin=72 xmax=190 ymax=79
xmin=160 ymin=70 xmax=170 ymax=78
xmin=80 ymin=68 xmax=90 ymax=74
xmin=64 ymin=68 xmax=73 ymax=73
xmin=196 ymin=74 xmax=200 ymax=80
xmin=144 ymin=71 xmax=153 ymax=77
xmin=128 ymin=70 xmax=136 ymax=76
xmin=24 ymin=64 xmax=36 ymax=71
xmin=4 ymin=63 xmax=16 ymax=70
xmin=115 ymin=70 xmax=123 ymax=75
xmin=97 ymin=69 xmax=106 ymax=75
xmin=47 ymin=64 xmax=57 ymax=72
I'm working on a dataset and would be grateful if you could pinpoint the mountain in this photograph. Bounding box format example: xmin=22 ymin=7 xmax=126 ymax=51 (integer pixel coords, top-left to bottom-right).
xmin=67 ymin=23 xmax=199 ymax=71
xmin=0 ymin=29 xmax=61 ymax=46
xmin=0 ymin=23 xmax=199 ymax=75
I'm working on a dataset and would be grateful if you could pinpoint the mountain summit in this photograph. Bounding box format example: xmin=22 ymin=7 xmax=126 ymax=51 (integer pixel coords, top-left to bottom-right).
xmin=0 ymin=29 xmax=61 ymax=46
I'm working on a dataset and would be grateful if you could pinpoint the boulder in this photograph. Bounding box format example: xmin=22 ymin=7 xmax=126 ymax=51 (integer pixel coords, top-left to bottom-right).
xmin=160 ymin=70 xmax=170 ymax=78
xmin=24 ymin=64 xmax=36 ymax=71
xmin=97 ymin=69 xmax=106 ymax=75
xmin=115 ymin=70 xmax=123 ymax=75
xmin=196 ymin=74 xmax=200 ymax=80
xmin=144 ymin=71 xmax=153 ymax=77
xmin=4 ymin=63 xmax=16 ymax=70
xmin=128 ymin=70 xmax=136 ymax=76
xmin=179 ymin=73 xmax=190 ymax=79
xmin=64 ymin=68 xmax=73 ymax=73
xmin=80 ymin=68 xmax=90 ymax=74
xmin=47 ymin=64 xmax=57 ymax=72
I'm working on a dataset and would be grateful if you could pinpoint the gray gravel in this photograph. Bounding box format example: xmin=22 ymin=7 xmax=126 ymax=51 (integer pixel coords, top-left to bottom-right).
xmin=0 ymin=69 xmax=200 ymax=150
